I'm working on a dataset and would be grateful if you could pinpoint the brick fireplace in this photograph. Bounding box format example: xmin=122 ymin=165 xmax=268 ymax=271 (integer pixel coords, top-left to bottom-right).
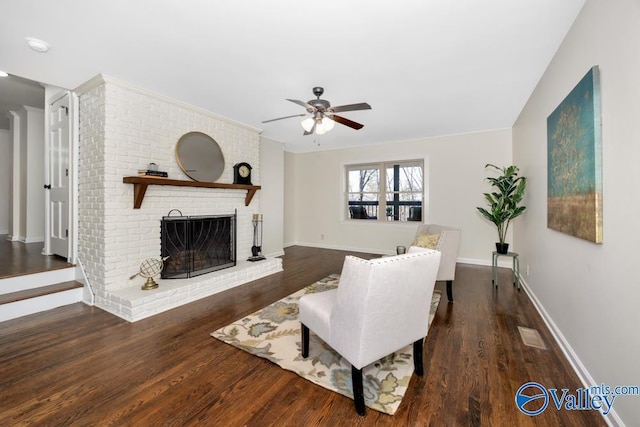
xmin=75 ymin=75 xmax=282 ymax=322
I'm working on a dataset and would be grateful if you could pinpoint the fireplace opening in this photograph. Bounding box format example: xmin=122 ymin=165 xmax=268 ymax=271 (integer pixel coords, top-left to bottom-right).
xmin=161 ymin=212 xmax=236 ymax=279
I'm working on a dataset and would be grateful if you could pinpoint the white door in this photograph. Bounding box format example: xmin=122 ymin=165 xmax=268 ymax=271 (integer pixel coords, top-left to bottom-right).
xmin=48 ymin=95 xmax=71 ymax=258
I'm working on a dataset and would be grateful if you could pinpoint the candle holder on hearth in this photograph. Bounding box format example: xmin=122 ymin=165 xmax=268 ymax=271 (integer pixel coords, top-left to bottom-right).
xmin=248 ymin=213 xmax=266 ymax=262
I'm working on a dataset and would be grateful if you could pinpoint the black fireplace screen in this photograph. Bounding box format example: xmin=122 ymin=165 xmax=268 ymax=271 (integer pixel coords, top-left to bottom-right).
xmin=161 ymin=212 xmax=236 ymax=279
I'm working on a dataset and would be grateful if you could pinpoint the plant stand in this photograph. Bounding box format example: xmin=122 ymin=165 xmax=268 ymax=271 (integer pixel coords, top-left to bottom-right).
xmin=492 ymin=251 xmax=520 ymax=290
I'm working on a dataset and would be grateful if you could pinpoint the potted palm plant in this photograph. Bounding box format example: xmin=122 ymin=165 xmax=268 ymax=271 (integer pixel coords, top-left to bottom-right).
xmin=476 ymin=164 xmax=527 ymax=254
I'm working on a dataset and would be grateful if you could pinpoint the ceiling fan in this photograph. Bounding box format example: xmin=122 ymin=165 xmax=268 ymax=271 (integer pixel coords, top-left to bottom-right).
xmin=262 ymin=87 xmax=371 ymax=135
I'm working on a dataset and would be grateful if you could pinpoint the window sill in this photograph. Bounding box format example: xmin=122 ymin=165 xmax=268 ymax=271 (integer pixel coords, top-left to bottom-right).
xmin=341 ymin=219 xmax=423 ymax=228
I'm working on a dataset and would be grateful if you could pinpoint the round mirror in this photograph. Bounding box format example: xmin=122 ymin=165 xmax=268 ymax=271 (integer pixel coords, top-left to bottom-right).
xmin=175 ymin=132 xmax=225 ymax=182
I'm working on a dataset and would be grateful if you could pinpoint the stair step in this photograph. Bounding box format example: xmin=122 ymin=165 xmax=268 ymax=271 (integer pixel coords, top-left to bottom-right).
xmin=0 ymin=280 xmax=83 ymax=305
xmin=0 ymin=266 xmax=77 ymax=295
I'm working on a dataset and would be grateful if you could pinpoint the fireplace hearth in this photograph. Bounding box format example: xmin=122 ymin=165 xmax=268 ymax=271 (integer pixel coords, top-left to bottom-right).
xmin=161 ymin=212 xmax=236 ymax=279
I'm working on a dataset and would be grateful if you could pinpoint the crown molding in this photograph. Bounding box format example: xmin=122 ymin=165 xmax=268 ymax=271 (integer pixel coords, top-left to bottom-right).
xmin=74 ymin=74 xmax=261 ymax=133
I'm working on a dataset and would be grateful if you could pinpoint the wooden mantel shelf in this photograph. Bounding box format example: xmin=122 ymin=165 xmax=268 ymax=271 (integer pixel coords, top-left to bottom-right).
xmin=123 ymin=176 xmax=261 ymax=209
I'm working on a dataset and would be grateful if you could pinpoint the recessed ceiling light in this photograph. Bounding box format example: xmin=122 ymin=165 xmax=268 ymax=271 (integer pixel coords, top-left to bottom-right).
xmin=0 ymin=71 xmax=8 ymax=77
xmin=26 ymin=37 xmax=50 ymax=53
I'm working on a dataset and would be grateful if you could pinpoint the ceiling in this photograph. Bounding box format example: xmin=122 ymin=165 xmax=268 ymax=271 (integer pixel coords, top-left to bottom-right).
xmin=0 ymin=0 xmax=585 ymax=152
xmin=0 ymin=74 xmax=45 ymax=130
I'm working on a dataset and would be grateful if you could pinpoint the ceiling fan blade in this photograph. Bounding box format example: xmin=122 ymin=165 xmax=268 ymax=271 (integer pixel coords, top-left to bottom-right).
xmin=287 ymin=99 xmax=314 ymax=110
xmin=329 ymin=102 xmax=371 ymax=113
xmin=262 ymin=113 xmax=306 ymax=123
xmin=331 ymin=114 xmax=365 ymax=130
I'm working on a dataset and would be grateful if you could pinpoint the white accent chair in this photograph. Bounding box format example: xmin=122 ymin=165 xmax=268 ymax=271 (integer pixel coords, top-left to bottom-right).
xmin=298 ymin=249 xmax=441 ymax=416
xmin=409 ymin=224 xmax=461 ymax=302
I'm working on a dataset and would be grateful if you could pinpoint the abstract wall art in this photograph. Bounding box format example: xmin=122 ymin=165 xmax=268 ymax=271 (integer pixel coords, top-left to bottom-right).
xmin=547 ymin=66 xmax=603 ymax=243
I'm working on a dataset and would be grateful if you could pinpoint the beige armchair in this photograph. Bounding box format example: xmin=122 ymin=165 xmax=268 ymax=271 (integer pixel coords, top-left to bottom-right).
xmin=299 ymin=249 xmax=441 ymax=415
xmin=409 ymin=224 xmax=461 ymax=302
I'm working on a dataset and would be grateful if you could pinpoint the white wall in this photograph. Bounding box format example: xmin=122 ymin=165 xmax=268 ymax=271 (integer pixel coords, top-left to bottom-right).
xmin=16 ymin=106 xmax=45 ymax=243
xmin=513 ymin=0 xmax=640 ymax=424
xmin=259 ymin=137 xmax=284 ymax=257
xmin=0 ymin=129 xmax=10 ymax=234
xmin=284 ymin=129 xmax=512 ymax=262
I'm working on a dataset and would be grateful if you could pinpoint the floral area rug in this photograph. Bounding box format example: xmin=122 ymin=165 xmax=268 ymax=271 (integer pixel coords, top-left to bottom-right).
xmin=210 ymin=274 xmax=441 ymax=415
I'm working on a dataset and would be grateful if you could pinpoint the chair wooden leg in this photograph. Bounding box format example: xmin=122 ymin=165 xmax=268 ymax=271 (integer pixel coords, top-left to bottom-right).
xmin=413 ymin=338 xmax=424 ymax=376
xmin=351 ymin=365 xmax=366 ymax=416
xmin=446 ymin=280 xmax=453 ymax=302
xmin=301 ymin=324 xmax=309 ymax=358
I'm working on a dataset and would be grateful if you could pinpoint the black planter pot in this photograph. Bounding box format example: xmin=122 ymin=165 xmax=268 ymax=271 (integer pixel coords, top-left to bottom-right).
xmin=495 ymin=243 xmax=509 ymax=254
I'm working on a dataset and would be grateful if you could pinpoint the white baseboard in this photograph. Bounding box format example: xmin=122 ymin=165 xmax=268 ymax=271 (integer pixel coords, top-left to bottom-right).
xmin=286 ymin=242 xmax=514 ymax=268
xmin=290 ymin=241 xmax=389 ymax=256
xmin=519 ymin=278 xmax=623 ymax=427
xmin=264 ymin=250 xmax=285 ymax=258
xmin=22 ymin=236 xmax=45 ymax=244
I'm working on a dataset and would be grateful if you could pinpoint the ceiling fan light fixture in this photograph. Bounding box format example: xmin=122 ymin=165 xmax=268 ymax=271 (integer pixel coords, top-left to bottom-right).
xmin=321 ymin=117 xmax=335 ymax=132
xmin=301 ymin=115 xmax=335 ymax=135
xmin=314 ymin=119 xmax=330 ymax=135
xmin=301 ymin=117 xmax=315 ymax=132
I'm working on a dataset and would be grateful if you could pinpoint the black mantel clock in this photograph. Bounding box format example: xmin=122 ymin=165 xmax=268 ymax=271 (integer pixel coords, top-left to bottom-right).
xmin=233 ymin=162 xmax=253 ymax=185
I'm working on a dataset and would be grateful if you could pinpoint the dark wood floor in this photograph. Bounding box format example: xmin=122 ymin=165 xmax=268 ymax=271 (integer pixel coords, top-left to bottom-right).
xmin=0 ymin=235 xmax=72 ymax=279
xmin=0 ymin=246 xmax=604 ymax=426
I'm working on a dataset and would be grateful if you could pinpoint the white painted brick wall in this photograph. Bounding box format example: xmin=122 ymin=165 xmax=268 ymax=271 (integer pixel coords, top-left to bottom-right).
xmin=77 ymin=77 xmax=278 ymax=321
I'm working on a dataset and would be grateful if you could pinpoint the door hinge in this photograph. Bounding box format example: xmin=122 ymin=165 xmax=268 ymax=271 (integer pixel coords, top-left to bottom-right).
xmin=64 ymin=106 xmax=69 ymax=116
xmin=44 ymin=184 xmax=51 ymax=190
xmin=65 ymin=229 xmax=69 ymax=238
xmin=66 ymin=168 xmax=69 ymax=177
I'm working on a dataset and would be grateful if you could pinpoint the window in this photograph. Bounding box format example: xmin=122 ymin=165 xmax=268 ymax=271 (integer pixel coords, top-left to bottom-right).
xmin=346 ymin=160 xmax=424 ymax=222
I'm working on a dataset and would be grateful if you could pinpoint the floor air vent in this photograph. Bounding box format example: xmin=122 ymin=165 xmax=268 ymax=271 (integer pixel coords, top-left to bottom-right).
xmin=517 ymin=326 xmax=547 ymax=350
